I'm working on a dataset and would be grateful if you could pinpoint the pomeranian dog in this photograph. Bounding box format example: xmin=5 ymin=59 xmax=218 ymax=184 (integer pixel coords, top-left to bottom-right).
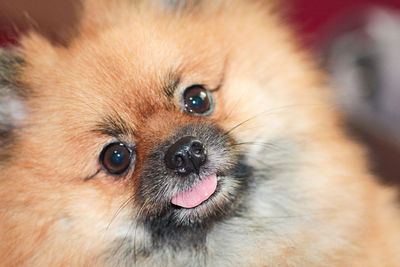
xmin=0 ymin=0 xmax=399 ymax=266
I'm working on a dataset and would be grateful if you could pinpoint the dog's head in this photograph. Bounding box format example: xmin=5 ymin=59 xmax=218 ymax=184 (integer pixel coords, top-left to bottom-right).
xmin=0 ymin=0 xmax=352 ymax=265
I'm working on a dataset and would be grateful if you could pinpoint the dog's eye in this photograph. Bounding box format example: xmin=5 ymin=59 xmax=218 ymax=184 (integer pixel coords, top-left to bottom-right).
xmin=100 ymin=142 xmax=135 ymax=175
xmin=183 ymin=85 xmax=213 ymax=116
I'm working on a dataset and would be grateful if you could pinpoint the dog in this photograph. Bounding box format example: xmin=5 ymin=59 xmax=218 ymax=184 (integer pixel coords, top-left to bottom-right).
xmin=0 ymin=0 xmax=399 ymax=265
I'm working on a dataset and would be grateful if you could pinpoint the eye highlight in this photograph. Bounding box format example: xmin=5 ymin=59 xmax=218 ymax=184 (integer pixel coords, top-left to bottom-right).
xmin=100 ymin=142 xmax=135 ymax=175
xmin=183 ymin=85 xmax=213 ymax=116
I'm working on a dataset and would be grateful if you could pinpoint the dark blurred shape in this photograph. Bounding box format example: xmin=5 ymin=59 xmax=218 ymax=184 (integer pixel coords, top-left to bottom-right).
xmin=351 ymin=124 xmax=400 ymax=186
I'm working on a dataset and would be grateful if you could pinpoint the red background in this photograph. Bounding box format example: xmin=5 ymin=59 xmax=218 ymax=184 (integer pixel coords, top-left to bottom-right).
xmin=290 ymin=0 xmax=400 ymax=45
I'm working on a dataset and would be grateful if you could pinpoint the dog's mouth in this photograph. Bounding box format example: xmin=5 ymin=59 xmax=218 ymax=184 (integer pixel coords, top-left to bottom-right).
xmin=170 ymin=173 xmax=218 ymax=209
xmin=138 ymin=159 xmax=252 ymax=228
xmin=136 ymin=123 xmax=253 ymax=236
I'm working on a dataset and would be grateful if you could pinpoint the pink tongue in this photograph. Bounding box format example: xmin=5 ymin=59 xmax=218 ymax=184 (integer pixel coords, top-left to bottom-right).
xmin=171 ymin=173 xmax=217 ymax=209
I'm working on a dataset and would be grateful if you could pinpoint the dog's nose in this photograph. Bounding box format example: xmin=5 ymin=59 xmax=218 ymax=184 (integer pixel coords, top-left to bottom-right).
xmin=164 ymin=136 xmax=207 ymax=175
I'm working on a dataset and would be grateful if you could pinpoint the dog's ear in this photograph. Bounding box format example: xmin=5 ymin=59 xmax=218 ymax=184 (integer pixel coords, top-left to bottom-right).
xmin=0 ymin=49 xmax=26 ymax=160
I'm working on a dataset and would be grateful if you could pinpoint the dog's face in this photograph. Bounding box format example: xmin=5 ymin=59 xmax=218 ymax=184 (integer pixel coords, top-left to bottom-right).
xmin=0 ymin=1 xmax=356 ymax=265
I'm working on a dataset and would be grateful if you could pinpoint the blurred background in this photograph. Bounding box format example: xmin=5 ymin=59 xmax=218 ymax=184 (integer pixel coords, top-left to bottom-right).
xmin=0 ymin=0 xmax=399 ymax=186
xmin=291 ymin=0 xmax=400 ymax=187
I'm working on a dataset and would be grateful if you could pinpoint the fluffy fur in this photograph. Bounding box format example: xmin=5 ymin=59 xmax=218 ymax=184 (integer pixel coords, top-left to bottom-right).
xmin=0 ymin=0 xmax=399 ymax=266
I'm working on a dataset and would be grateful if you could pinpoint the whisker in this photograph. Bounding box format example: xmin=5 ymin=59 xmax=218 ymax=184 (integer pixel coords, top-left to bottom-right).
xmin=223 ymin=103 xmax=320 ymax=136
xmin=231 ymin=141 xmax=283 ymax=151
xmin=133 ymin=199 xmax=149 ymax=264
xmin=106 ymin=194 xmax=135 ymax=231
xmin=110 ymin=197 xmax=148 ymax=264
xmin=221 ymin=89 xmax=249 ymax=122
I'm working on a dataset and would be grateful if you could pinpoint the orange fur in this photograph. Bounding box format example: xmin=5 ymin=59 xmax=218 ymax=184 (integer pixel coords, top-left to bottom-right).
xmin=0 ymin=0 xmax=399 ymax=266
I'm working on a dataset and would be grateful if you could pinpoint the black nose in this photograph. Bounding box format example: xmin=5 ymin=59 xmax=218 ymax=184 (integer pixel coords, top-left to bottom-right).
xmin=164 ymin=136 xmax=207 ymax=175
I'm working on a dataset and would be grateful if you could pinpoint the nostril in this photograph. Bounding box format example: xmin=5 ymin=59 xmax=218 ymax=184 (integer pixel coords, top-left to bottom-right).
xmin=191 ymin=141 xmax=204 ymax=156
xmin=174 ymin=154 xmax=185 ymax=168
